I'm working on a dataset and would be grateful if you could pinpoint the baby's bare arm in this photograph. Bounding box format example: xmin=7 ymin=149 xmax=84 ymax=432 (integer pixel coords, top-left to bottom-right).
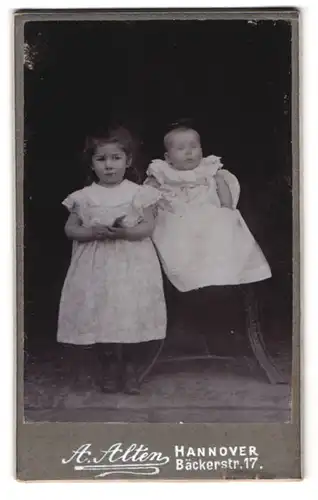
xmin=215 ymin=174 xmax=233 ymax=208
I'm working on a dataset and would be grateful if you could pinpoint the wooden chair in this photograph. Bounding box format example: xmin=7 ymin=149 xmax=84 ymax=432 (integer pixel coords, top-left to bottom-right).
xmin=137 ymin=283 xmax=287 ymax=386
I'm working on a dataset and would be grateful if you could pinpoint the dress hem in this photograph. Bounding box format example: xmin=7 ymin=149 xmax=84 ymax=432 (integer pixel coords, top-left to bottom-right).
xmin=166 ymin=265 xmax=272 ymax=292
xmin=57 ymin=335 xmax=166 ymax=346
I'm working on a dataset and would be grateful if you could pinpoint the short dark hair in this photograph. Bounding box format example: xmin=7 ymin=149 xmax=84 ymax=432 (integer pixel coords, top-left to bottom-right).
xmin=84 ymin=126 xmax=134 ymax=162
xmin=163 ymin=118 xmax=200 ymax=151
xmin=164 ymin=127 xmax=201 ymax=151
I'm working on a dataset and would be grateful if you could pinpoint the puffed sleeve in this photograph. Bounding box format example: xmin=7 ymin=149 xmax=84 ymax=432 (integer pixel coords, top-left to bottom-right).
xmin=133 ymin=185 xmax=162 ymax=213
xmin=145 ymin=159 xmax=169 ymax=185
xmin=143 ymin=175 xmax=161 ymax=189
xmin=201 ymin=155 xmax=224 ymax=176
xmin=62 ymin=190 xmax=84 ymax=216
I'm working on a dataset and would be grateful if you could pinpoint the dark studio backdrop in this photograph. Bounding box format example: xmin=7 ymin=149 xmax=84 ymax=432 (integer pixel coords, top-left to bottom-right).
xmin=23 ymin=20 xmax=292 ymax=358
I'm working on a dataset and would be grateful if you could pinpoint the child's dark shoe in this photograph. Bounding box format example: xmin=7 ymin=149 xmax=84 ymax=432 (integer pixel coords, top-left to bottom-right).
xmin=100 ymin=362 xmax=121 ymax=394
xmin=100 ymin=379 xmax=119 ymax=394
xmin=123 ymin=363 xmax=141 ymax=395
xmin=71 ymin=373 xmax=94 ymax=393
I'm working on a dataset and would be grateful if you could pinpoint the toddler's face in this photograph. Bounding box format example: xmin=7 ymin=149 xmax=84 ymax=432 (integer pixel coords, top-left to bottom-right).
xmin=165 ymin=130 xmax=203 ymax=171
xmin=92 ymin=143 xmax=131 ymax=185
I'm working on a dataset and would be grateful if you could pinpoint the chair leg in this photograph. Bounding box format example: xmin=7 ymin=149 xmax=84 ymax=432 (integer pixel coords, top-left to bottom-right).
xmin=137 ymin=285 xmax=288 ymax=385
xmin=243 ymin=285 xmax=287 ymax=385
xmin=137 ymin=339 xmax=165 ymax=384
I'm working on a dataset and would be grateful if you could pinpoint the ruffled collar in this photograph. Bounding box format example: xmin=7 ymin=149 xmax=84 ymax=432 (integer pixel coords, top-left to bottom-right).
xmin=147 ymin=155 xmax=223 ymax=187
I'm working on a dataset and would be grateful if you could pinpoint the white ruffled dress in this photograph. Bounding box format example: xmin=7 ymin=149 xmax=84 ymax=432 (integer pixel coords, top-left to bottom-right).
xmin=57 ymin=180 xmax=167 ymax=345
xmin=145 ymin=156 xmax=272 ymax=292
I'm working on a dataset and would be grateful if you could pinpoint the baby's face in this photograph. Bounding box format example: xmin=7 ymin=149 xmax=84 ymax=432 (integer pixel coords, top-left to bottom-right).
xmin=165 ymin=129 xmax=203 ymax=171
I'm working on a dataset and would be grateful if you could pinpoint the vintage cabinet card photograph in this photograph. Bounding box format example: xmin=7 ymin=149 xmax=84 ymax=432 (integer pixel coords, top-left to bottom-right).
xmin=15 ymin=8 xmax=301 ymax=481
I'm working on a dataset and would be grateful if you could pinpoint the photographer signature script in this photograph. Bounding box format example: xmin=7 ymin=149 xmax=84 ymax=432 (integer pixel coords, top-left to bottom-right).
xmin=62 ymin=443 xmax=170 ymax=477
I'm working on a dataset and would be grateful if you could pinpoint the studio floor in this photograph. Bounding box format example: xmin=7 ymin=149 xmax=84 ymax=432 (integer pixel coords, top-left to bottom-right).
xmin=24 ymin=338 xmax=292 ymax=424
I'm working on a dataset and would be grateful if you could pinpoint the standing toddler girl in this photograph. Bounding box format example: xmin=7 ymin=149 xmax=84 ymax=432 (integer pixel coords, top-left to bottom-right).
xmin=57 ymin=127 xmax=166 ymax=394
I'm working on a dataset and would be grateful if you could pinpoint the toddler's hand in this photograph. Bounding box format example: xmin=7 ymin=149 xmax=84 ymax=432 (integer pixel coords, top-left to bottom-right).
xmin=106 ymin=226 xmax=128 ymax=240
xmin=91 ymin=224 xmax=115 ymax=240
xmin=112 ymin=215 xmax=126 ymax=228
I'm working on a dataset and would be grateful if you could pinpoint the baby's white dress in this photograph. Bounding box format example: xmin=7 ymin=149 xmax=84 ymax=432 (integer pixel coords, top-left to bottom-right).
xmin=57 ymin=180 xmax=167 ymax=345
xmin=145 ymin=156 xmax=272 ymax=292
